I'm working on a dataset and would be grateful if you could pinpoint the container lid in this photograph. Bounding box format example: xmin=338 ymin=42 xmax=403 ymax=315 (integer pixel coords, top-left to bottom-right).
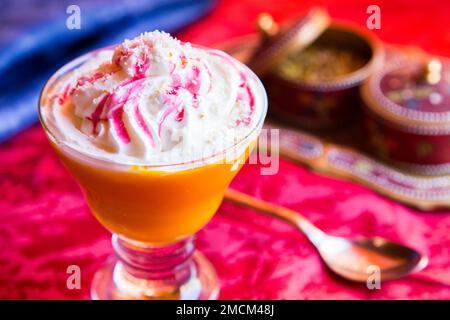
xmin=362 ymin=54 xmax=450 ymax=135
xmin=248 ymin=7 xmax=330 ymax=77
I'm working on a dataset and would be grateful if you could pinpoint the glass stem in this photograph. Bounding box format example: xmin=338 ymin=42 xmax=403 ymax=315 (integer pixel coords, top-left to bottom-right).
xmin=111 ymin=234 xmax=197 ymax=299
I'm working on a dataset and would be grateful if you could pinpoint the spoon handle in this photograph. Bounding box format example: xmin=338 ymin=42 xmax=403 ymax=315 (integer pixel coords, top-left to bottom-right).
xmin=224 ymin=188 xmax=325 ymax=242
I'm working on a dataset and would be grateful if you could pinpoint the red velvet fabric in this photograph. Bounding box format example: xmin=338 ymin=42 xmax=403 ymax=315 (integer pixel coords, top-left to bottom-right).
xmin=1 ymin=0 xmax=449 ymax=299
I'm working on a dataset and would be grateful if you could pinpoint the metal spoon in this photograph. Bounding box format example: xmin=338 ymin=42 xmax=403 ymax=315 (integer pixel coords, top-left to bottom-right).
xmin=224 ymin=188 xmax=428 ymax=283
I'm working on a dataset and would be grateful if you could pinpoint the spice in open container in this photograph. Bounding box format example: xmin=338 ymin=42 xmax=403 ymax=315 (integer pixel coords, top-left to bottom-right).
xmin=249 ymin=8 xmax=384 ymax=129
xmin=361 ymin=54 xmax=450 ymax=175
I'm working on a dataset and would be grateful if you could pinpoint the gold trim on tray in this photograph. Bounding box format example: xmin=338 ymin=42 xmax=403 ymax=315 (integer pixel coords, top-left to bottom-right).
xmin=261 ymin=122 xmax=450 ymax=211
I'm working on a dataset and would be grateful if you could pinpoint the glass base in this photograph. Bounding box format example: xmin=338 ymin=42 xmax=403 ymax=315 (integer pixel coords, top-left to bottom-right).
xmin=91 ymin=235 xmax=219 ymax=300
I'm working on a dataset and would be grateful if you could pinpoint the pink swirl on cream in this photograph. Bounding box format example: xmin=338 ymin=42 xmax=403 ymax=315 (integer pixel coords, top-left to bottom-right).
xmin=42 ymin=31 xmax=264 ymax=164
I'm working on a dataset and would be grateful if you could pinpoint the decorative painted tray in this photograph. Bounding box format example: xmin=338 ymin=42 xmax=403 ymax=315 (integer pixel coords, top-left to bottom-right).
xmin=214 ymin=34 xmax=450 ymax=211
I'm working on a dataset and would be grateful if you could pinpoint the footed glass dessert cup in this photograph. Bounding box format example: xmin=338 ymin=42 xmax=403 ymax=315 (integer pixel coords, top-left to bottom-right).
xmin=38 ymin=48 xmax=267 ymax=300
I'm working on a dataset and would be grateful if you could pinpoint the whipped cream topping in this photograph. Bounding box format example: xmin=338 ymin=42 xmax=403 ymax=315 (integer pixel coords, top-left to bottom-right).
xmin=42 ymin=31 xmax=264 ymax=165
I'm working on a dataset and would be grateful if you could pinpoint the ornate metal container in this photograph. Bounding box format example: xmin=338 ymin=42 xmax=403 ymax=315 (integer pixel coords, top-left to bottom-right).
xmin=361 ymin=54 xmax=450 ymax=175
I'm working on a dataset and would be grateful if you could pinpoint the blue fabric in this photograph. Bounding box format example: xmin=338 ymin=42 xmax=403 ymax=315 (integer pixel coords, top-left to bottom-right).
xmin=0 ymin=0 xmax=214 ymax=142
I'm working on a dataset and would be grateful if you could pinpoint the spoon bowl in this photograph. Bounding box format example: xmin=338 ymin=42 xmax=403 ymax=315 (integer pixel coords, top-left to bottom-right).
xmin=318 ymin=236 xmax=428 ymax=282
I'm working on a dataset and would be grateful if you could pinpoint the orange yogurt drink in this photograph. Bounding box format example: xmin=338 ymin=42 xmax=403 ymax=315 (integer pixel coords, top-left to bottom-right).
xmin=53 ymin=141 xmax=255 ymax=244
xmin=39 ymin=31 xmax=266 ymax=244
